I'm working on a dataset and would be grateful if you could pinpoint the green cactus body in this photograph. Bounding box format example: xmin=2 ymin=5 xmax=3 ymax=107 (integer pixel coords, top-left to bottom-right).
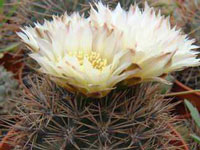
xmin=7 ymin=75 xmax=183 ymax=150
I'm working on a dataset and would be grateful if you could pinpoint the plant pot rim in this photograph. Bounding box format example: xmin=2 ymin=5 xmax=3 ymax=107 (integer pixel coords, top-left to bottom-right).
xmin=174 ymin=80 xmax=200 ymax=96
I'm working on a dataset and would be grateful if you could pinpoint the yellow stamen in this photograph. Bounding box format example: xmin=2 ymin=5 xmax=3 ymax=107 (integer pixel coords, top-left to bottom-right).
xmin=68 ymin=51 xmax=107 ymax=70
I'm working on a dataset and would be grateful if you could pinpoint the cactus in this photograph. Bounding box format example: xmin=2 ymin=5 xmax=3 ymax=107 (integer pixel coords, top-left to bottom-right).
xmin=0 ymin=66 xmax=18 ymax=115
xmin=1 ymin=1 xmax=190 ymax=149
xmin=4 ymin=74 xmax=184 ymax=150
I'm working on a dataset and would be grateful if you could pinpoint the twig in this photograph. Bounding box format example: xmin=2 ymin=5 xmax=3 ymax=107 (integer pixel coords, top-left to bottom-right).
xmin=164 ymin=90 xmax=200 ymax=97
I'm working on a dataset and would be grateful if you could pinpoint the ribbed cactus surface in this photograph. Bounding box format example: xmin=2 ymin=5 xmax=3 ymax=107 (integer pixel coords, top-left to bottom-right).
xmin=6 ymin=75 xmax=183 ymax=150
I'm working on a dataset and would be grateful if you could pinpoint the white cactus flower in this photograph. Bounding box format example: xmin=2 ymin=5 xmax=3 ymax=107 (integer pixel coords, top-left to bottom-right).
xmin=90 ymin=2 xmax=200 ymax=85
xmin=17 ymin=13 xmax=137 ymax=97
xmin=18 ymin=2 xmax=200 ymax=97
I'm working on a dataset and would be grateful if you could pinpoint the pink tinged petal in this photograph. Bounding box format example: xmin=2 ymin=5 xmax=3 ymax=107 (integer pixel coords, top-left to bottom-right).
xmin=29 ymin=53 xmax=59 ymax=76
xmin=111 ymin=50 xmax=128 ymax=72
xmin=17 ymin=30 xmax=39 ymax=52
xmin=137 ymin=52 xmax=174 ymax=78
xmin=35 ymin=38 xmax=56 ymax=61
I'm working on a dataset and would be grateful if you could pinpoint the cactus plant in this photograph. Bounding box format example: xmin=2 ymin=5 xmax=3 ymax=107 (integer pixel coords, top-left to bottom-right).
xmin=0 ymin=1 xmax=193 ymax=150
xmin=2 ymin=74 xmax=185 ymax=150
xmin=0 ymin=66 xmax=18 ymax=115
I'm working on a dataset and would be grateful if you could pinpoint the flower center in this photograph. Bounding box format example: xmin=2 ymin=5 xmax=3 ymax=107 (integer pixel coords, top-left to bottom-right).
xmin=68 ymin=51 xmax=107 ymax=70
